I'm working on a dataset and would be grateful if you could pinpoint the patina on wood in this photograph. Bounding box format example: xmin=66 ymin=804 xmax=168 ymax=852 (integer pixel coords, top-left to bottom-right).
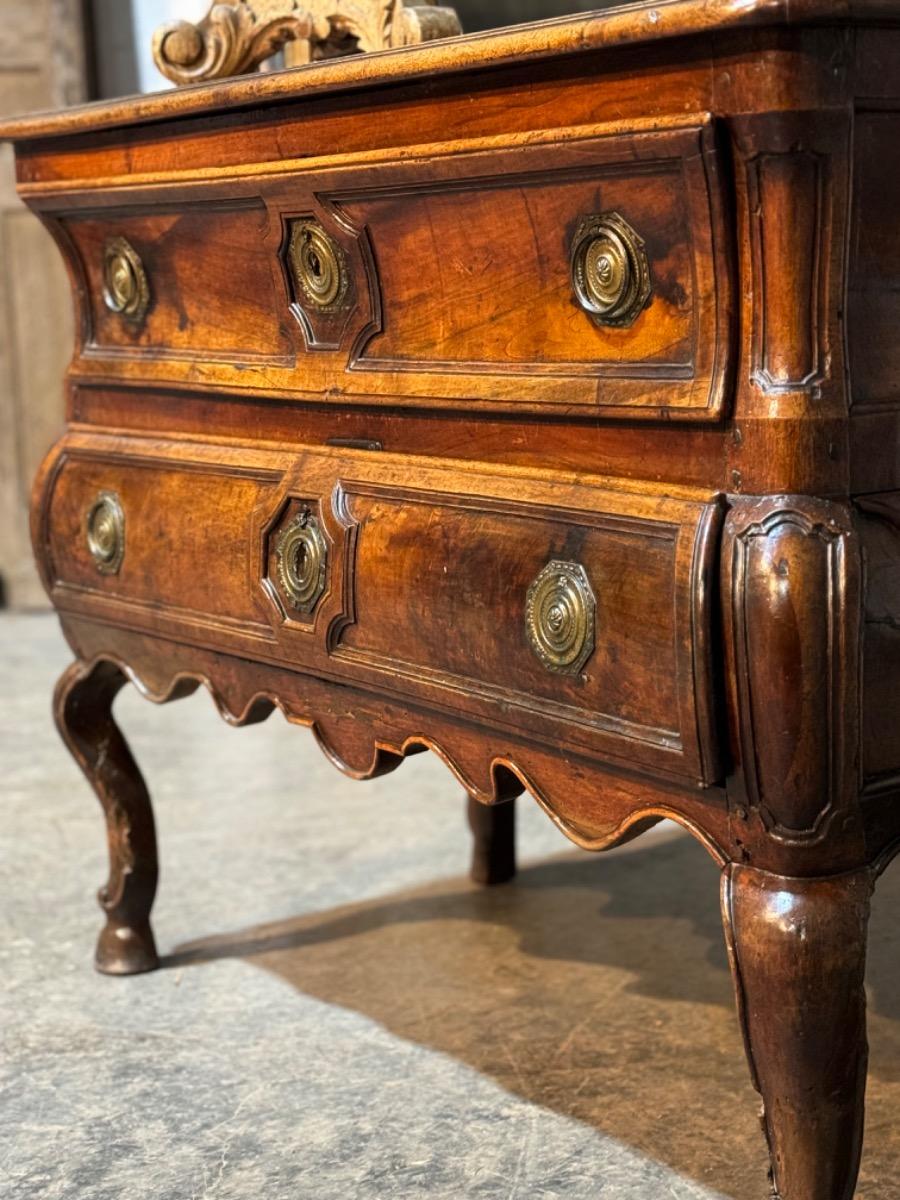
xmin=4 ymin=2 xmax=900 ymax=1195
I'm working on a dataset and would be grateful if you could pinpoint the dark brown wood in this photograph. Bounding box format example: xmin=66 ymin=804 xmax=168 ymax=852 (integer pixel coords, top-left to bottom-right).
xmin=467 ymin=795 xmax=517 ymax=886
xmin=4 ymin=1 xmax=900 ymax=1194
xmin=722 ymin=865 xmax=873 ymax=1200
xmin=720 ymin=495 xmax=867 ymax=877
xmin=53 ymin=659 xmax=166 ymax=975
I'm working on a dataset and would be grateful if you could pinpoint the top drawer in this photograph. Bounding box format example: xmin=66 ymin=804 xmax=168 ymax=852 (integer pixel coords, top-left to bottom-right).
xmin=57 ymin=117 xmax=733 ymax=421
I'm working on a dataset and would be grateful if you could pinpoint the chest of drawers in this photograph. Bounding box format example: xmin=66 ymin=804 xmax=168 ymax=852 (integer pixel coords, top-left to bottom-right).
xmin=5 ymin=2 xmax=900 ymax=1195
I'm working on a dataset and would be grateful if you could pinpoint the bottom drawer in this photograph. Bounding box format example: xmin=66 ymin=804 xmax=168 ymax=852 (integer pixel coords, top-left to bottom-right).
xmin=37 ymin=436 xmax=722 ymax=785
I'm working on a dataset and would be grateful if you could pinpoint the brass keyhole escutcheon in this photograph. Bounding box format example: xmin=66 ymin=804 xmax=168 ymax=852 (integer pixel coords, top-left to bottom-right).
xmin=86 ymin=491 xmax=125 ymax=575
xmin=526 ymin=560 xmax=596 ymax=675
xmin=275 ymin=509 xmax=328 ymax=613
xmin=571 ymin=211 xmax=651 ymax=328
xmin=287 ymin=220 xmax=349 ymax=312
xmin=102 ymin=236 xmax=150 ymax=326
xmin=291 ymin=539 xmax=308 ymax=580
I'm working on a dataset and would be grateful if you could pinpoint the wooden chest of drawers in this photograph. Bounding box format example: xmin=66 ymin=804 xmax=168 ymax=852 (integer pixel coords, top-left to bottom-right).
xmin=5 ymin=2 xmax=900 ymax=1195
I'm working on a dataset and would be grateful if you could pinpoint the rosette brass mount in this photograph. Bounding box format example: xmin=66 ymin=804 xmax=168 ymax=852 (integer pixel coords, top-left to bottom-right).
xmin=571 ymin=211 xmax=651 ymax=329
xmin=102 ymin=236 xmax=150 ymax=327
xmin=86 ymin=491 xmax=126 ymax=576
xmin=525 ymin=560 xmax=596 ymax=675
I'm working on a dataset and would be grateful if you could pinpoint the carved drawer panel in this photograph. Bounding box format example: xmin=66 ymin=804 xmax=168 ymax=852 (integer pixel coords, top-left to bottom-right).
xmin=36 ymin=435 xmax=722 ymax=784
xmin=265 ymin=450 xmax=727 ymax=784
xmin=259 ymin=448 xmax=723 ymax=783
xmin=55 ymin=116 xmax=733 ymax=421
xmin=337 ymin=120 xmax=729 ymax=411
xmin=62 ymin=201 xmax=294 ymax=362
xmin=38 ymin=444 xmax=283 ymax=645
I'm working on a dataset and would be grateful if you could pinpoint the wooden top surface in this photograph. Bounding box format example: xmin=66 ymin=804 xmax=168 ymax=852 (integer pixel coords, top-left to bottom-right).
xmin=1 ymin=0 xmax=898 ymax=143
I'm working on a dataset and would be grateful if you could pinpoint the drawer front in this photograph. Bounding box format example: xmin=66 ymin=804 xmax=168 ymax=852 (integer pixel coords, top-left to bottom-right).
xmin=58 ymin=116 xmax=733 ymax=421
xmin=38 ymin=437 xmax=722 ymax=783
xmin=67 ymin=201 xmax=294 ymax=363
xmin=40 ymin=447 xmax=282 ymax=644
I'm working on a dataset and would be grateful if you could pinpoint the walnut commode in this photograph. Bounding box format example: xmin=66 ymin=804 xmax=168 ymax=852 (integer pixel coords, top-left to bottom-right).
xmin=5 ymin=4 xmax=900 ymax=1197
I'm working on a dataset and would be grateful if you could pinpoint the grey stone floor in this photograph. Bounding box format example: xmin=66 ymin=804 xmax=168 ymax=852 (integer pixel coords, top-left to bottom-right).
xmin=3 ymin=614 xmax=897 ymax=1199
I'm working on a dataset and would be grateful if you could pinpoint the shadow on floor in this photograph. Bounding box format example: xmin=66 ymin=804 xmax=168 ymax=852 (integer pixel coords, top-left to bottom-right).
xmin=166 ymin=830 xmax=900 ymax=1200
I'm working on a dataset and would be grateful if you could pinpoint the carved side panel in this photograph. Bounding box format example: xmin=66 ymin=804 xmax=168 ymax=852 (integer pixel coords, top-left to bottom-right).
xmin=747 ymin=151 xmax=826 ymax=393
xmin=727 ymin=112 xmax=851 ymax=497
xmin=722 ymin=495 xmax=863 ymax=850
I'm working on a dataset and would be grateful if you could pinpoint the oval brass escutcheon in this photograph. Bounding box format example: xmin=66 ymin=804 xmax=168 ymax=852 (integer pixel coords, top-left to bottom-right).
xmin=288 ymin=220 xmax=349 ymax=312
xmin=571 ymin=211 xmax=651 ymax=328
xmin=86 ymin=491 xmax=125 ymax=575
xmin=275 ymin=509 xmax=328 ymax=613
xmin=102 ymin=236 xmax=150 ymax=325
xmin=526 ymin=560 xmax=596 ymax=675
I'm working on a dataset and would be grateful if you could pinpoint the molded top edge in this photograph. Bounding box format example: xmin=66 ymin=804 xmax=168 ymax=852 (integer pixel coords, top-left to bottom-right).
xmin=0 ymin=0 xmax=895 ymax=142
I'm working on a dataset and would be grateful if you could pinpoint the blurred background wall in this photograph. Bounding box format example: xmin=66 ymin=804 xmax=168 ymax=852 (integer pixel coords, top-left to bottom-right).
xmin=0 ymin=0 xmax=88 ymax=609
xmin=0 ymin=0 xmax=607 ymax=609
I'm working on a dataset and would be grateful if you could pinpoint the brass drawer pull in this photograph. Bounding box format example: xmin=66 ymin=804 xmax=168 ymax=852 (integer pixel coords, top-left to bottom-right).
xmin=102 ymin=236 xmax=150 ymax=326
xmin=275 ymin=509 xmax=328 ymax=613
xmin=86 ymin=491 xmax=125 ymax=575
xmin=571 ymin=211 xmax=651 ymax=328
xmin=526 ymin=560 xmax=596 ymax=675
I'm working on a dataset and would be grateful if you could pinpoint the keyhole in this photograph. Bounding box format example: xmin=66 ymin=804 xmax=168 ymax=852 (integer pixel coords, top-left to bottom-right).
xmin=293 ymin=540 xmax=308 ymax=581
xmin=308 ymin=250 xmax=322 ymax=279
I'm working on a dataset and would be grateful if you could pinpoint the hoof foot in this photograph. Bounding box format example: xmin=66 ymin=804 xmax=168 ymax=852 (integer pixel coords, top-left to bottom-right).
xmin=95 ymin=920 xmax=159 ymax=975
xmin=470 ymin=851 xmax=517 ymax=887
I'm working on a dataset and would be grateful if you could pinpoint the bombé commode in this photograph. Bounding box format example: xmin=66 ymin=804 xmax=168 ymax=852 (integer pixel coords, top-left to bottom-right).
xmin=3 ymin=2 xmax=900 ymax=1196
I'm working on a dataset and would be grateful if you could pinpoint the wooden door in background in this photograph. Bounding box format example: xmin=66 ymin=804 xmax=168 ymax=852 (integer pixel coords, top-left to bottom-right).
xmin=0 ymin=0 xmax=88 ymax=609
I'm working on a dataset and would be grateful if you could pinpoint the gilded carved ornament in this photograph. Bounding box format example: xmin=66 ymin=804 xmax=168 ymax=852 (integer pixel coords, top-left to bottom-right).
xmin=152 ymin=0 xmax=462 ymax=84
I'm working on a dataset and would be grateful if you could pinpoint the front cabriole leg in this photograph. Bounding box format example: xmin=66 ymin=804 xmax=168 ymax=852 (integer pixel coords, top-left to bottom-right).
xmin=54 ymin=659 xmax=162 ymax=975
xmin=722 ymin=865 xmax=872 ymax=1200
xmin=721 ymin=495 xmax=871 ymax=1198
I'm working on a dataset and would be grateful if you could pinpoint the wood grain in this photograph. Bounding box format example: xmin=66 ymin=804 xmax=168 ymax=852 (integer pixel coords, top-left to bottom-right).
xmin=722 ymin=864 xmax=873 ymax=1200
xmin=6 ymin=4 xmax=900 ymax=1196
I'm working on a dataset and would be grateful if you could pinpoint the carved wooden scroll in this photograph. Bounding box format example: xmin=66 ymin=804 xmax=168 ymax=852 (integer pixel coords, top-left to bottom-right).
xmin=153 ymin=0 xmax=463 ymax=84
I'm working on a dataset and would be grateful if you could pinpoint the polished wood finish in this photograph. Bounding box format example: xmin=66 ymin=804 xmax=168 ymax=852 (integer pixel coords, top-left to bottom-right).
xmin=722 ymin=866 xmax=873 ymax=1200
xmin=5 ymin=2 xmax=900 ymax=1195
xmin=467 ymin=794 xmax=517 ymax=886
xmin=54 ymin=659 xmax=163 ymax=975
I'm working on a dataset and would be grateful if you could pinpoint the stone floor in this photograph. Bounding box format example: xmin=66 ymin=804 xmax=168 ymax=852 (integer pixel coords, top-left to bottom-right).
xmin=3 ymin=613 xmax=900 ymax=1199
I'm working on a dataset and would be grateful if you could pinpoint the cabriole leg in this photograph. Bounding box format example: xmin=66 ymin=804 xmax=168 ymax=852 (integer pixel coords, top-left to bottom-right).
xmin=467 ymin=794 xmax=516 ymax=885
xmin=721 ymin=863 xmax=872 ymax=1200
xmin=55 ymin=659 xmax=160 ymax=975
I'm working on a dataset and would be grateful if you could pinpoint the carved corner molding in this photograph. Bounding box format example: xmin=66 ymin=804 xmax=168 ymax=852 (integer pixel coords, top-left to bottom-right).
xmin=722 ymin=495 xmax=864 ymax=852
xmin=153 ymin=0 xmax=463 ymax=85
